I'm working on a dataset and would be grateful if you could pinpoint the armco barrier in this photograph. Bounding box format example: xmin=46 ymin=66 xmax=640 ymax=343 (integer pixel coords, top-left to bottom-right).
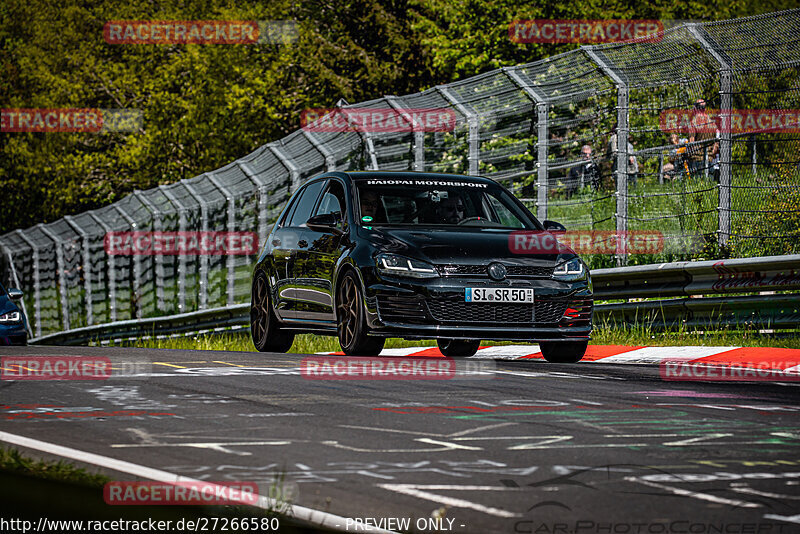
xmin=28 ymin=255 xmax=800 ymax=345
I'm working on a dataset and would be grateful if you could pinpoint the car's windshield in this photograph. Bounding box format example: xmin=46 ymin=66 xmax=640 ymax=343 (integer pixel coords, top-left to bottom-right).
xmin=355 ymin=178 xmax=538 ymax=229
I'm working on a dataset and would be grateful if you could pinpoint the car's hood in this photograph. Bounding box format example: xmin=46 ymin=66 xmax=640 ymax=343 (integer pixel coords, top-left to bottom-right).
xmin=364 ymin=226 xmax=572 ymax=265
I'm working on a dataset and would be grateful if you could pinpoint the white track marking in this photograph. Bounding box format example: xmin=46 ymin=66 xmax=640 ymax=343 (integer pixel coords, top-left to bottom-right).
xmin=415 ymin=438 xmax=483 ymax=451
xmin=764 ymin=514 xmax=800 ymax=524
xmin=625 ymin=477 xmax=760 ymax=508
xmin=0 ymin=430 xmax=396 ymax=533
xmin=598 ymin=346 xmax=739 ymax=363
xmin=378 ymin=484 xmax=520 ymax=518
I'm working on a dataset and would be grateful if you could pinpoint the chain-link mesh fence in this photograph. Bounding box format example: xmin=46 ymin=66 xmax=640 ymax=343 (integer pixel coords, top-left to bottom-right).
xmin=2 ymin=10 xmax=799 ymax=338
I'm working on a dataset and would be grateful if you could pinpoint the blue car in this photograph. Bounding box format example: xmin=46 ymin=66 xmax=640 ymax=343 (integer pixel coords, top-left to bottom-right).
xmin=0 ymin=282 xmax=28 ymax=346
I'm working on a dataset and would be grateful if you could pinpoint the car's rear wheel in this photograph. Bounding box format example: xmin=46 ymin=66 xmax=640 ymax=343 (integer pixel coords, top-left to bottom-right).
xmin=539 ymin=340 xmax=588 ymax=363
xmin=437 ymin=339 xmax=480 ymax=357
xmin=251 ymin=271 xmax=294 ymax=353
xmin=337 ymin=271 xmax=385 ymax=356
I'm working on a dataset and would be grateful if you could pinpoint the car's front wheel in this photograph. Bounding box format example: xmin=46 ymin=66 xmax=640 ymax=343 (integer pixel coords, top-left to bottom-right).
xmin=539 ymin=340 xmax=588 ymax=363
xmin=336 ymin=271 xmax=385 ymax=356
xmin=250 ymin=271 xmax=295 ymax=353
xmin=437 ymin=339 xmax=480 ymax=357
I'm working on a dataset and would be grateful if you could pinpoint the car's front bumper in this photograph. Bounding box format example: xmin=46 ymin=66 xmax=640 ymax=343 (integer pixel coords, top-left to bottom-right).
xmin=363 ymin=275 xmax=592 ymax=342
xmin=0 ymin=324 xmax=28 ymax=345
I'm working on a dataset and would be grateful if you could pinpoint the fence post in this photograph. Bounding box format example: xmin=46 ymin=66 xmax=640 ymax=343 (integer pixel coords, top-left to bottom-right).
xmin=134 ymin=192 xmax=165 ymax=313
xmin=302 ymin=130 xmax=336 ymax=172
xmin=88 ymin=213 xmax=116 ymax=322
xmin=206 ymin=172 xmax=237 ymax=307
xmin=269 ymin=143 xmax=302 ymax=195
xmin=159 ymin=187 xmax=187 ymax=313
xmin=386 ymin=96 xmax=425 ymax=172
xmin=113 ymin=205 xmax=143 ymax=319
xmin=15 ymin=230 xmax=41 ymax=337
xmin=182 ymin=182 xmax=209 ymax=309
xmin=37 ymin=224 xmax=70 ymax=331
xmin=687 ymin=24 xmax=733 ymax=249
xmin=437 ymin=85 xmax=479 ymax=176
xmin=63 ymin=216 xmax=94 ymax=326
xmin=237 ymin=161 xmax=269 ymax=250
xmin=502 ymin=67 xmax=550 ymax=220
xmin=0 ymin=238 xmax=32 ymax=336
xmin=584 ymin=47 xmax=629 ymax=266
xmin=337 ymin=106 xmax=379 ymax=170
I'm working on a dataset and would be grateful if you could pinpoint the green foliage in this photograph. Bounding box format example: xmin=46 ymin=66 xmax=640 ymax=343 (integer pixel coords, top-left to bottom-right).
xmin=2 ymin=0 xmax=799 ymax=236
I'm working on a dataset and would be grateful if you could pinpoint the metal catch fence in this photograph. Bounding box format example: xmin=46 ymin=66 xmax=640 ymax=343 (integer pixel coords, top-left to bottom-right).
xmin=2 ymin=10 xmax=799 ymax=339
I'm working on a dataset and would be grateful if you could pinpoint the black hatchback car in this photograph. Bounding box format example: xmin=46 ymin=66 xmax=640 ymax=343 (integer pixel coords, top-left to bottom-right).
xmin=250 ymin=171 xmax=592 ymax=362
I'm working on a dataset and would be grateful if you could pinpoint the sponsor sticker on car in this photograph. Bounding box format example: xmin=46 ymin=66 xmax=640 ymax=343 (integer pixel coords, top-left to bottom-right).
xmin=465 ymin=288 xmax=534 ymax=303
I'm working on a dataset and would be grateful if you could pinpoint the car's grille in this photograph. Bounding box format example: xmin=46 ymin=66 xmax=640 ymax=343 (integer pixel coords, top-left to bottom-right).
xmin=536 ymin=300 xmax=571 ymax=324
xmin=560 ymin=299 xmax=593 ymax=326
xmin=507 ymin=265 xmax=553 ymax=278
xmin=436 ymin=264 xmax=553 ymax=278
xmin=377 ymin=295 xmax=428 ymax=324
xmin=426 ymin=299 xmax=569 ymax=325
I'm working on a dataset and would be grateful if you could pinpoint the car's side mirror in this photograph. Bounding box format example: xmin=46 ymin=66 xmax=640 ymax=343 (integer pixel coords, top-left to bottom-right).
xmin=543 ymin=220 xmax=567 ymax=233
xmin=7 ymin=288 xmax=23 ymax=300
xmin=306 ymin=213 xmax=345 ymax=236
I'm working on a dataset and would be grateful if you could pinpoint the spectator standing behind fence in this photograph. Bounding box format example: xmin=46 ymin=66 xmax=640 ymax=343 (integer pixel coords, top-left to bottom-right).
xmin=687 ymin=99 xmax=719 ymax=179
xmin=565 ymin=144 xmax=600 ymax=198
xmin=608 ymin=126 xmax=638 ymax=188
xmin=663 ymin=133 xmax=691 ymax=180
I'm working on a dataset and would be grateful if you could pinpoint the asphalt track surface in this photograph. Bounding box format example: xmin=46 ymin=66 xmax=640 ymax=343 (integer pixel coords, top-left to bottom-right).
xmin=2 ymin=345 xmax=800 ymax=534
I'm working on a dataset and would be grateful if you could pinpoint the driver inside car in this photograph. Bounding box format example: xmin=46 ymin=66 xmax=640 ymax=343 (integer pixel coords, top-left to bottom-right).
xmin=438 ymin=194 xmax=466 ymax=224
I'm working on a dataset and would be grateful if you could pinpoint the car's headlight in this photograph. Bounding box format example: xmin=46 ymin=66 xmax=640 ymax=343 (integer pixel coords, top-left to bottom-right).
xmin=552 ymin=256 xmax=587 ymax=281
xmin=0 ymin=311 xmax=21 ymax=323
xmin=376 ymin=254 xmax=438 ymax=278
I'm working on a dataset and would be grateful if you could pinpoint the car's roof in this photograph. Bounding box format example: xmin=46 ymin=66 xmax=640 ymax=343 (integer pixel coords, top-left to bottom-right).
xmin=342 ymin=171 xmax=494 ymax=184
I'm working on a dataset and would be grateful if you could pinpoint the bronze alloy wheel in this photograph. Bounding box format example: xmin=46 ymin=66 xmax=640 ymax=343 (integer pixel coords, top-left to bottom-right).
xmin=336 ymin=271 xmax=385 ymax=355
xmin=250 ymin=271 xmax=294 ymax=353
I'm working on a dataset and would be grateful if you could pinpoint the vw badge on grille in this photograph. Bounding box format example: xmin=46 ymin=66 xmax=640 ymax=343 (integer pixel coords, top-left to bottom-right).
xmin=487 ymin=262 xmax=507 ymax=281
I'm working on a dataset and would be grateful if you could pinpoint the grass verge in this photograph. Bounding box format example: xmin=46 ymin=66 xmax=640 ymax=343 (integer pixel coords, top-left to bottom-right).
xmin=120 ymin=327 xmax=800 ymax=353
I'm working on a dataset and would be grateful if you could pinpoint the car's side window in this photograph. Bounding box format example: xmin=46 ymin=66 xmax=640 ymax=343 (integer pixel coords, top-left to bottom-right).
xmin=486 ymin=194 xmax=525 ymax=228
xmin=314 ymin=181 xmax=347 ymax=228
xmin=287 ymin=180 xmax=326 ymax=228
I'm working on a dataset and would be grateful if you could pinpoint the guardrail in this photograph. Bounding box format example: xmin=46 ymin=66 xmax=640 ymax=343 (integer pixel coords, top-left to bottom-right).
xmin=29 ymin=254 xmax=800 ymax=345
xmin=593 ymin=254 xmax=800 ymax=331
xmin=31 ymin=304 xmax=249 ymax=346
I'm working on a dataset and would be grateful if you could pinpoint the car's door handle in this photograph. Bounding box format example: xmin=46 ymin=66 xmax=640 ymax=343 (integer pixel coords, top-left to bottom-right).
xmin=298 ymin=240 xmax=308 ymax=249
xmin=272 ymin=238 xmax=281 ymax=246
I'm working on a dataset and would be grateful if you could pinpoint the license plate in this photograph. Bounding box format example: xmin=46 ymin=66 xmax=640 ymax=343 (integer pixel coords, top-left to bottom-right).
xmin=465 ymin=288 xmax=534 ymax=303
